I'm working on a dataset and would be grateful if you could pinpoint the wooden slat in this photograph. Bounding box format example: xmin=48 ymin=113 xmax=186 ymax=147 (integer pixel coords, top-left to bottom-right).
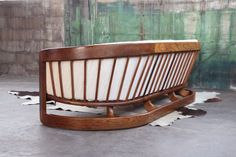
xmin=132 ymin=56 xmax=150 ymax=99
xmin=70 ymin=61 xmax=75 ymax=100
xmin=58 ymin=61 xmax=64 ymax=98
xmin=182 ymin=52 xmax=197 ymax=84
xmin=156 ymin=54 xmax=172 ymax=92
xmin=178 ymin=52 xmax=192 ymax=85
xmin=169 ymin=53 xmax=182 ymax=87
xmin=126 ymin=57 xmax=141 ymax=100
xmin=117 ymin=57 xmax=130 ymax=100
xmin=106 ymin=58 xmax=117 ymax=101
xmin=143 ymin=55 xmax=159 ymax=95
xmin=161 ymin=53 xmax=177 ymax=90
xmin=172 ymin=53 xmax=187 ymax=87
xmin=148 ymin=55 xmax=162 ymax=94
xmin=176 ymin=53 xmax=191 ymax=85
xmin=49 ymin=62 xmax=56 ymax=96
xmin=84 ymin=60 xmax=87 ymax=100
xmin=153 ymin=54 xmax=168 ymax=92
xmin=180 ymin=52 xmax=193 ymax=83
xmin=138 ymin=55 xmax=155 ymax=97
xmin=95 ymin=59 xmax=101 ymax=101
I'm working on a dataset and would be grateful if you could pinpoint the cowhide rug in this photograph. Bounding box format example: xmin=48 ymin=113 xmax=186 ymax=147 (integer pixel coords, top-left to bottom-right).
xmin=8 ymin=91 xmax=221 ymax=127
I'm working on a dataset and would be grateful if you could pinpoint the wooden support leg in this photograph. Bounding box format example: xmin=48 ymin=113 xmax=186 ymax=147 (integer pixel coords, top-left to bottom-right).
xmin=168 ymin=92 xmax=179 ymax=102
xmin=176 ymin=89 xmax=190 ymax=97
xmin=106 ymin=106 xmax=115 ymax=117
xmin=144 ymin=100 xmax=156 ymax=112
xmin=40 ymin=90 xmax=195 ymax=130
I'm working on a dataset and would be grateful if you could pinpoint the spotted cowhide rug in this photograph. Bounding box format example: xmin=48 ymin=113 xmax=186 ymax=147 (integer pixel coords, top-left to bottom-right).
xmin=8 ymin=91 xmax=221 ymax=127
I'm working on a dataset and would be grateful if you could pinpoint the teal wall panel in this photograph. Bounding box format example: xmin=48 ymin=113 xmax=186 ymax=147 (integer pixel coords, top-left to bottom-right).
xmin=65 ymin=0 xmax=236 ymax=89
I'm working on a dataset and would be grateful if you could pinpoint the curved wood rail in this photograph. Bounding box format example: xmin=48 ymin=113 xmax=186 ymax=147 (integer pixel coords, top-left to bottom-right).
xmin=39 ymin=41 xmax=200 ymax=130
xmin=40 ymin=89 xmax=195 ymax=130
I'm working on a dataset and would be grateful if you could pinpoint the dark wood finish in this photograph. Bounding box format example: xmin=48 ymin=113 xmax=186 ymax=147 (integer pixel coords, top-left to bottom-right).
xmin=95 ymin=59 xmax=101 ymax=101
xmin=138 ymin=55 xmax=154 ymax=97
xmin=153 ymin=54 xmax=168 ymax=92
xmin=58 ymin=61 xmax=64 ymax=98
xmin=183 ymin=52 xmax=199 ymax=84
xmin=162 ymin=53 xmax=177 ymax=90
xmin=172 ymin=53 xmax=187 ymax=87
xmin=39 ymin=41 xmax=200 ymax=130
xmin=70 ymin=61 xmax=75 ymax=100
xmin=41 ymin=90 xmax=195 ymax=130
xmin=117 ymin=57 xmax=129 ymax=100
xmin=163 ymin=54 xmax=178 ymax=89
xmin=46 ymin=84 xmax=186 ymax=107
xmin=144 ymin=100 xmax=157 ymax=112
xmin=143 ymin=55 xmax=159 ymax=96
xmin=106 ymin=106 xmax=115 ymax=117
xmin=84 ymin=60 xmax=87 ymax=100
xmin=177 ymin=53 xmax=191 ymax=85
xmin=133 ymin=56 xmax=150 ymax=98
xmin=49 ymin=62 xmax=56 ymax=96
xmin=126 ymin=56 xmax=141 ymax=100
xmin=41 ymin=42 xmax=200 ymax=61
xmin=167 ymin=53 xmax=181 ymax=88
xmin=156 ymin=54 xmax=172 ymax=91
xmin=149 ymin=54 xmax=163 ymax=93
xmin=106 ymin=59 xmax=116 ymax=101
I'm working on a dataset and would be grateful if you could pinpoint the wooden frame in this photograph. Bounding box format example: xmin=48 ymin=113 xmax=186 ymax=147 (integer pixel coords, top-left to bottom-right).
xmin=39 ymin=41 xmax=200 ymax=130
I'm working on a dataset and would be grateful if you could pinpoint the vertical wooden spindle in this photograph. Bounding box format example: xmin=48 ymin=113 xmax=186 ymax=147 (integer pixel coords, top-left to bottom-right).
xmin=148 ymin=55 xmax=163 ymax=94
xmin=70 ymin=61 xmax=75 ymax=100
xmin=95 ymin=59 xmax=101 ymax=101
xmin=84 ymin=60 xmax=87 ymax=100
xmin=138 ymin=55 xmax=155 ymax=97
xmin=156 ymin=54 xmax=172 ymax=92
xmin=49 ymin=62 xmax=56 ymax=96
xmin=106 ymin=58 xmax=117 ymax=101
xmin=126 ymin=56 xmax=141 ymax=100
xmin=132 ymin=56 xmax=150 ymax=99
xmin=58 ymin=61 xmax=64 ymax=98
xmin=117 ymin=57 xmax=130 ymax=100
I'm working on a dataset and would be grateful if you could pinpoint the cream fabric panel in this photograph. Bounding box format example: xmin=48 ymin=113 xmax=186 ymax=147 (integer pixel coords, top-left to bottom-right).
xmin=162 ymin=54 xmax=178 ymax=90
xmin=170 ymin=53 xmax=185 ymax=87
xmin=151 ymin=55 xmax=164 ymax=93
xmin=174 ymin=53 xmax=189 ymax=87
xmin=119 ymin=57 xmax=139 ymax=100
xmin=61 ymin=61 xmax=72 ymax=99
xmin=149 ymin=55 xmax=163 ymax=94
xmin=86 ymin=60 xmax=99 ymax=101
xmin=45 ymin=52 xmax=195 ymax=101
xmin=180 ymin=52 xmax=194 ymax=84
xmin=159 ymin=54 xmax=174 ymax=91
xmin=141 ymin=55 xmax=157 ymax=96
xmin=135 ymin=56 xmax=153 ymax=97
xmin=73 ymin=61 xmax=84 ymax=100
xmin=52 ymin=62 xmax=61 ymax=97
xmin=166 ymin=53 xmax=181 ymax=89
xmin=154 ymin=54 xmax=168 ymax=92
xmin=46 ymin=62 xmax=53 ymax=95
xmin=128 ymin=56 xmax=148 ymax=99
xmin=97 ymin=59 xmax=113 ymax=101
xmin=109 ymin=58 xmax=127 ymax=100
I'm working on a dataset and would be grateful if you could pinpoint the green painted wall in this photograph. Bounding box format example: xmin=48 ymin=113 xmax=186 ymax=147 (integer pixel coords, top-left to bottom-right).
xmin=64 ymin=0 xmax=236 ymax=89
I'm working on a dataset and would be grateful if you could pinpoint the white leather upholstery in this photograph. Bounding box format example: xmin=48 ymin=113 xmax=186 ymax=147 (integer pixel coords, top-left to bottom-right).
xmin=46 ymin=52 xmax=195 ymax=101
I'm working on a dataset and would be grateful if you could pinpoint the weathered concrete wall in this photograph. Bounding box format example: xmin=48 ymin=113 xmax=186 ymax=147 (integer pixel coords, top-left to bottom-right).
xmin=0 ymin=0 xmax=64 ymax=75
xmin=65 ymin=0 xmax=236 ymax=89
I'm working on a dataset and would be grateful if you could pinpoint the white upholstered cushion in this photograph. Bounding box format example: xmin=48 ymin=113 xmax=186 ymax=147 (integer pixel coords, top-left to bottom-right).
xmin=46 ymin=52 xmax=195 ymax=101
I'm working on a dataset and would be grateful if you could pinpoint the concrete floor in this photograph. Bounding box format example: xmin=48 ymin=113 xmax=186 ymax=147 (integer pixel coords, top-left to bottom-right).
xmin=0 ymin=76 xmax=236 ymax=157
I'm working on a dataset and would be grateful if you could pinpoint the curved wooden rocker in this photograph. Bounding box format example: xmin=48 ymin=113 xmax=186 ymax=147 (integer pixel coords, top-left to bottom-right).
xmin=39 ymin=40 xmax=200 ymax=130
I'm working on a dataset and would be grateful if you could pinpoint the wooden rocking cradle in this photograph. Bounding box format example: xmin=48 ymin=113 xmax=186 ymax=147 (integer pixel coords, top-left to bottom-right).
xmin=39 ymin=40 xmax=200 ymax=130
